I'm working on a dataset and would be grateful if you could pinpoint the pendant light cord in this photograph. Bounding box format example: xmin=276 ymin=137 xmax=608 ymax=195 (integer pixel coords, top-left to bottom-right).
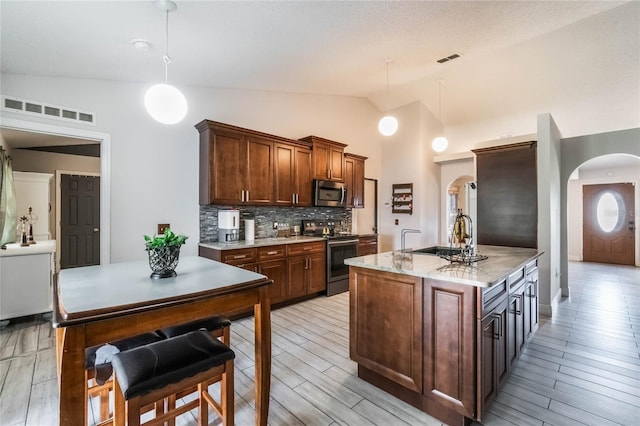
xmin=438 ymin=79 xmax=444 ymax=122
xmin=385 ymin=59 xmax=392 ymax=113
xmin=162 ymin=9 xmax=171 ymax=84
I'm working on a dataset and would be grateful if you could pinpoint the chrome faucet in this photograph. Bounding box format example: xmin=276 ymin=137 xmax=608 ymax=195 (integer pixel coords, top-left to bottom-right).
xmin=401 ymin=228 xmax=421 ymax=253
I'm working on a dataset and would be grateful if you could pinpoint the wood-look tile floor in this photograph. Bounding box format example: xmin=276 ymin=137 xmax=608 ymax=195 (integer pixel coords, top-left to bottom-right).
xmin=1 ymin=261 xmax=638 ymax=425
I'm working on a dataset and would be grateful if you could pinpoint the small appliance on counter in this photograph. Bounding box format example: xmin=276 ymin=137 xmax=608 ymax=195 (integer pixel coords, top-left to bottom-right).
xmin=218 ymin=210 xmax=240 ymax=243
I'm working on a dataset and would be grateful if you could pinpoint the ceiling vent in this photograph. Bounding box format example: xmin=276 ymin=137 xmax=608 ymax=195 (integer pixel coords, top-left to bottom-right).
xmin=436 ymin=53 xmax=462 ymax=64
xmin=1 ymin=95 xmax=96 ymax=125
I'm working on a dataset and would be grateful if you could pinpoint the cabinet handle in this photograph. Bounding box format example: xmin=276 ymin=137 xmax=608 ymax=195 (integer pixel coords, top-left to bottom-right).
xmin=510 ymin=295 xmax=522 ymax=316
xmin=491 ymin=313 xmax=503 ymax=339
xmin=267 ymin=251 xmax=278 ymax=255
xmin=233 ymin=254 xmax=247 ymax=259
xmin=241 ymin=190 xmax=245 ymax=202
xmin=245 ymin=190 xmax=249 ymax=202
xmin=527 ymin=281 xmax=537 ymax=298
xmin=295 ymin=194 xmax=299 ymax=204
xmin=328 ymin=169 xmax=332 ymax=179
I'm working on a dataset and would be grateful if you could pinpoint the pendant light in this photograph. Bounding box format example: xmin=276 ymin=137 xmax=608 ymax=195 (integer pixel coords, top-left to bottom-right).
xmin=378 ymin=59 xmax=398 ymax=137
xmin=144 ymin=0 xmax=188 ymax=125
xmin=432 ymin=79 xmax=448 ymax=152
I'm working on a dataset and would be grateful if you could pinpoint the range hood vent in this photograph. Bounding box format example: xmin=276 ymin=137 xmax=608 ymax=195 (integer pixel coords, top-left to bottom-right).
xmin=1 ymin=95 xmax=96 ymax=125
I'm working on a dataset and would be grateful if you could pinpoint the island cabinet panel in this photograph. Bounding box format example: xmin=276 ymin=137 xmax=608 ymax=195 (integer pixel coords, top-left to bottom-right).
xmin=423 ymin=279 xmax=477 ymax=419
xmin=349 ymin=267 xmax=423 ymax=393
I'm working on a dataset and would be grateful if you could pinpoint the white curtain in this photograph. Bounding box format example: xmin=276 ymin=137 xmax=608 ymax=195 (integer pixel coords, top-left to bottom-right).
xmin=0 ymin=148 xmax=17 ymax=247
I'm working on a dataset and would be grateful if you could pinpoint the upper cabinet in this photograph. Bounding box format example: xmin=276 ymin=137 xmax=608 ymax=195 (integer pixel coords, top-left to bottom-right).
xmin=299 ymin=136 xmax=347 ymax=182
xmin=344 ymin=153 xmax=367 ymax=208
xmin=472 ymin=141 xmax=538 ymax=248
xmin=197 ymin=120 xmax=313 ymax=206
xmin=273 ymin=142 xmax=313 ymax=206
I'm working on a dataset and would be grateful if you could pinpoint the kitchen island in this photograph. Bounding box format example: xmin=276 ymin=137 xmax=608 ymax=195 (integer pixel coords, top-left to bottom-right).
xmin=345 ymin=245 xmax=542 ymax=425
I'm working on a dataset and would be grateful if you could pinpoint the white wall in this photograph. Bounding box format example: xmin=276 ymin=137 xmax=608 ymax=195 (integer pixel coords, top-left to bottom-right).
xmin=537 ymin=113 xmax=562 ymax=316
xmin=1 ymin=73 xmax=382 ymax=262
xmin=567 ymin=164 xmax=640 ymax=264
xmin=378 ymin=102 xmax=440 ymax=252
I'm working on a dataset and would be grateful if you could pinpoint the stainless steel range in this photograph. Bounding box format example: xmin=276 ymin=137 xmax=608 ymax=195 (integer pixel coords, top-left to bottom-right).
xmin=301 ymin=220 xmax=359 ymax=296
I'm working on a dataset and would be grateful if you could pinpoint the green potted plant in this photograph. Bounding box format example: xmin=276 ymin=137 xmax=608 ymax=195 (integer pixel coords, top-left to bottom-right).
xmin=144 ymin=229 xmax=188 ymax=279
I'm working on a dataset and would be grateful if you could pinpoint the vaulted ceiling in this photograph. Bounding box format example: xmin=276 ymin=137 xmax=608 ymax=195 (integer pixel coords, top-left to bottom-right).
xmin=1 ymin=1 xmax=637 ymax=129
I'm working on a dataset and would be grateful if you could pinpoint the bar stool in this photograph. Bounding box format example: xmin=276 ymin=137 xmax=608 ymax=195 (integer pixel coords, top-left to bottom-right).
xmin=111 ymin=330 xmax=235 ymax=426
xmin=85 ymin=332 xmax=165 ymax=423
xmin=158 ymin=315 xmax=231 ymax=345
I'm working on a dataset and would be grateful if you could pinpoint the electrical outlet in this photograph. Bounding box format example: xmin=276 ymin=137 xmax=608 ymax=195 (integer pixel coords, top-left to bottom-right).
xmin=395 ymin=219 xmax=399 ymax=225
xmin=158 ymin=223 xmax=170 ymax=235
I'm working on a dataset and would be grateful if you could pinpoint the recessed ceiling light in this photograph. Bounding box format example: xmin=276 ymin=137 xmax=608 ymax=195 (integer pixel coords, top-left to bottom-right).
xmin=132 ymin=39 xmax=151 ymax=51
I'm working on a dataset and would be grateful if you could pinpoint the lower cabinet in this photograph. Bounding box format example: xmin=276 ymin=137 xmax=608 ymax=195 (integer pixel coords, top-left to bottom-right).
xmin=287 ymin=242 xmax=326 ymax=298
xmin=199 ymin=241 xmax=326 ymax=308
xmin=358 ymin=235 xmax=378 ymax=256
xmin=479 ymin=298 xmax=508 ymax=415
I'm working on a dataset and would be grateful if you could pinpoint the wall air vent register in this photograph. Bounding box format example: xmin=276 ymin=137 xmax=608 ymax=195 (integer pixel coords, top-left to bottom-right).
xmin=1 ymin=95 xmax=96 ymax=125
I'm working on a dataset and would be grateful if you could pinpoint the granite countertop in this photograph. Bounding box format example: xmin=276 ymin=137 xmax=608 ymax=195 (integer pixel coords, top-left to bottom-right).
xmin=0 ymin=239 xmax=57 ymax=257
xmin=344 ymin=245 xmax=542 ymax=288
xmin=199 ymin=235 xmax=326 ymax=250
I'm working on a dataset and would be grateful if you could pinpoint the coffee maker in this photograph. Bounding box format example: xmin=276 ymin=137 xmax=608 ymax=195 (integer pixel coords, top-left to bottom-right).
xmin=217 ymin=210 xmax=240 ymax=243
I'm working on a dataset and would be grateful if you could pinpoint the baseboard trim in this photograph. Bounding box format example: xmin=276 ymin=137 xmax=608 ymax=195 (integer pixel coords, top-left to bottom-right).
xmin=540 ymin=288 xmax=562 ymax=317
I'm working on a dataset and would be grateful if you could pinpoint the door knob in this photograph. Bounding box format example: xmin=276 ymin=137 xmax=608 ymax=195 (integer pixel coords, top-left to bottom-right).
xmin=93 ymin=228 xmax=99 ymax=232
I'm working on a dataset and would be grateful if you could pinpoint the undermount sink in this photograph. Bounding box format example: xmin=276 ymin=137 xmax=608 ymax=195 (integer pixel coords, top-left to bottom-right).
xmin=411 ymin=246 xmax=462 ymax=256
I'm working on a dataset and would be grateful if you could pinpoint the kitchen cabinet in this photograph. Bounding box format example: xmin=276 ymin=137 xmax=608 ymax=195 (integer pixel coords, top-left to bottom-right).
xmin=287 ymin=241 xmax=326 ymax=297
xmin=0 ymin=241 xmax=56 ymax=323
xmin=358 ymin=235 xmax=378 ymax=256
xmin=197 ymin=120 xmax=310 ymax=206
xmin=348 ymin=247 xmax=542 ymax=425
xmin=299 ymin=136 xmax=347 ymax=182
xmin=199 ymin=240 xmax=325 ymax=307
xmin=274 ymin=142 xmax=313 ymax=206
xmin=473 ymin=142 xmax=537 ymax=248
xmin=344 ymin=153 xmax=367 ymax=208
xmin=350 ymin=267 xmax=423 ymax=393
xmin=524 ymin=260 xmax=539 ymax=340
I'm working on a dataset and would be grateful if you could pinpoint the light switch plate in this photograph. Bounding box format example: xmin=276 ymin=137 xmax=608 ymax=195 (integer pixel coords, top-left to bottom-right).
xmin=158 ymin=223 xmax=170 ymax=235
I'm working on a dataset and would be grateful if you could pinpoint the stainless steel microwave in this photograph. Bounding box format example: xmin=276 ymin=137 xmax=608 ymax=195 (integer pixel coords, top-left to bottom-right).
xmin=314 ymin=180 xmax=346 ymax=207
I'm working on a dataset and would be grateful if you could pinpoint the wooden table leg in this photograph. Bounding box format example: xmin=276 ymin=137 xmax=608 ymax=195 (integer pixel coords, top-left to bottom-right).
xmin=57 ymin=325 xmax=88 ymax=425
xmin=254 ymin=285 xmax=272 ymax=426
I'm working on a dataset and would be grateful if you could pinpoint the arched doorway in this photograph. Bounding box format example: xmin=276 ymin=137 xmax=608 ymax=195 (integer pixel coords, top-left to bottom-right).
xmin=561 ymin=128 xmax=640 ymax=298
xmin=445 ymin=175 xmax=475 ymax=244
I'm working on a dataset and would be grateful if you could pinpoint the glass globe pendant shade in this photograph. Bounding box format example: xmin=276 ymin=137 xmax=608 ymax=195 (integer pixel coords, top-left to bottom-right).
xmin=378 ymin=115 xmax=398 ymax=136
xmin=145 ymin=83 xmax=188 ymax=124
xmin=432 ymin=136 xmax=448 ymax=153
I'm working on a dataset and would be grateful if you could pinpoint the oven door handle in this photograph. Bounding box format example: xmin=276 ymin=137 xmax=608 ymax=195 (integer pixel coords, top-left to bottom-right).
xmin=327 ymin=239 xmax=359 ymax=246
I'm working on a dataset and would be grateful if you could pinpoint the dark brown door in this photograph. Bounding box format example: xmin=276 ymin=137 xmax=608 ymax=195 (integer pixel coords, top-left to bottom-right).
xmin=583 ymin=183 xmax=635 ymax=265
xmin=60 ymin=174 xmax=100 ymax=269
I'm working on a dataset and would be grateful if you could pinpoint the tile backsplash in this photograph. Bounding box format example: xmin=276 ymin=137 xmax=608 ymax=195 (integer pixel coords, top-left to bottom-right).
xmin=200 ymin=205 xmax=352 ymax=242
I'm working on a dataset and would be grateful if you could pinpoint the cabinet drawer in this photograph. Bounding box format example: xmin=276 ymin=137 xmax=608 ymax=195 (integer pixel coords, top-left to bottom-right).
xmin=257 ymin=245 xmax=285 ymax=261
xmin=508 ymin=267 xmax=525 ymax=290
xmin=482 ymin=278 xmax=508 ymax=315
xmin=525 ymin=258 xmax=538 ymax=274
xmin=221 ymin=248 xmax=257 ymax=265
xmin=287 ymin=241 xmax=325 ymax=256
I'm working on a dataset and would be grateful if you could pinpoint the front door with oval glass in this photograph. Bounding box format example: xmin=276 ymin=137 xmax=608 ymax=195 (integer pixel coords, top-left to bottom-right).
xmin=583 ymin=183 xmax=635 ymax=265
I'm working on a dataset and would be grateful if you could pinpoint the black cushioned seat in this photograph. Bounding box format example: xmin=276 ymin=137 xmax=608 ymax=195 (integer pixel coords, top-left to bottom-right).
xmin=112 ymin=330 xmax=235 ymax=400
xmin=158 ymin=315 xmax=231 ymax=339
xmin=85 ymin=332 xmax=164 ymax=384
